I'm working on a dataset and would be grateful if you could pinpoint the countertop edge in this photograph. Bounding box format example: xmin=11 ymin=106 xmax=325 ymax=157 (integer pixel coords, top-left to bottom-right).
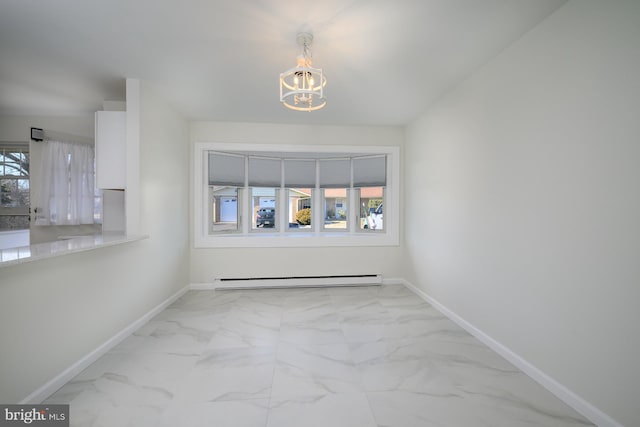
xmin=0 ymin=234 xmax=149 ymax=268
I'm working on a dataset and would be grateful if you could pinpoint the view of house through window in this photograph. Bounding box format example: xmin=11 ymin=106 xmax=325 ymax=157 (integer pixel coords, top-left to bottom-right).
xmin=209 ymin=186 xmax=239 ymax=233
xmin=288 ymin=188 xmax=311 ymax=230
xmin=323 ymin=188 xmax=348 ymax=230
xmin=205 ymin=150 xmax=389 ymax=237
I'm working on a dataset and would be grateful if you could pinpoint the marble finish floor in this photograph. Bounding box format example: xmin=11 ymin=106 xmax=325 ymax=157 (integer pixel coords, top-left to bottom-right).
xmin=45 ymin=285 xmax=594 ymax=426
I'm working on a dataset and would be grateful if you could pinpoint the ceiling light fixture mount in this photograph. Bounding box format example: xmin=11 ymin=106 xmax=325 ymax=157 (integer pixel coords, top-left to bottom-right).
xmin=280 ymin=32 xmax=327 ymax=112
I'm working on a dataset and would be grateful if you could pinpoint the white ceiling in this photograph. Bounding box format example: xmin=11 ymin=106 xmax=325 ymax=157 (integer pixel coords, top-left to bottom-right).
xmin=0 ymin=0 xmax=566 ymax=126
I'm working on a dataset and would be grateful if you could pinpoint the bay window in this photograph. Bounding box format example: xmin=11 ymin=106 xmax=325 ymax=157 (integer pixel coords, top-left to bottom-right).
xmin=194 ymin=143 xmax=399 ymax=247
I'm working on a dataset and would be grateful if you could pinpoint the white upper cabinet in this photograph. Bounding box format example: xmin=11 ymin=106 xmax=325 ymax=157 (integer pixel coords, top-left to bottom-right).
xmin=95 ymin=111 xmax=126 ymax=189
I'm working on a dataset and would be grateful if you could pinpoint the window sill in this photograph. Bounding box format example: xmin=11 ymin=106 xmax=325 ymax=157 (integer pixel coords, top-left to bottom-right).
xmin=194 ymin=231 xmax=397 ymax=248
xmin=0 ymin=233 xmax=148 ymax=268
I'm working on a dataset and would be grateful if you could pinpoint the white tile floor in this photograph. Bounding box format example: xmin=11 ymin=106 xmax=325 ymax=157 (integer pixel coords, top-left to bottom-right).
xmin=45 ymin=285 xmax=594 ymax=427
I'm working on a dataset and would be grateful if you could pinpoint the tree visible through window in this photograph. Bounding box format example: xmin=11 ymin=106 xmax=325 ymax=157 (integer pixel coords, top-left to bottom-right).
xmin=0 ymin=145 xmax=30 ymax=230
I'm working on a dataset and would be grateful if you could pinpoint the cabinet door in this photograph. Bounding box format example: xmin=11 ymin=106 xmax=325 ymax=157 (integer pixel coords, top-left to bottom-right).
xmin=95 ymin=111 xmax=126 ymax=189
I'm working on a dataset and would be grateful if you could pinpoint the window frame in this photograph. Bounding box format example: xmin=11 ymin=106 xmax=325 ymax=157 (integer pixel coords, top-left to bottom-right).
xmin=194 ymin=142 xmax=399 ymax=248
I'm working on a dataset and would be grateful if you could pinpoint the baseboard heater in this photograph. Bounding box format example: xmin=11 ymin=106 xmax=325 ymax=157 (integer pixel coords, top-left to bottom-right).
xmin=213 ymin=274 xmax=382 ymax=290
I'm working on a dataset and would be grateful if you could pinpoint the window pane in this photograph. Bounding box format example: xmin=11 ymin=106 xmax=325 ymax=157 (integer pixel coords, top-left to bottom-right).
xmin=252 ymin=187 xmax=277 ymax=230
xmin=358 ymin=187 xmax=384 ymax=231
xmin=0 ymin=215 xmax=29 ymax=230
xmin=4 ymin=164 xmax=22 ymax=176
xmin=210 ymin=186 xmax=240 ymax=233
xmin=323 ymin=188 xmax=348 ymax=230
xmin=16 ymin=179 xmax=29 ymax=207
xmin=1 ymin=179 xmax=17 ymax=207
xmin=288 ymin=188 xmax=312 ymax=230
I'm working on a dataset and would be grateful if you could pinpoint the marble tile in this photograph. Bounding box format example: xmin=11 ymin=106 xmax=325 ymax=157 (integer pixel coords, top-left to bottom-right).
xmin=279 ymin=287 xmax=331 ymax=304
xmin=332 ymin=295 xmax=389 ymax=317
xmin=43 ymin=285 xmax=594 ymax=427
xmin=232 ymin=289 xmax=289 ymax=309
xmin=267 ymin=393 xmax=377 ymax=427
xmin=279 ymin=321 xmax=346 ymax=345
xmin=160 ymin=400 xmax=269 ymax=427
xmin=327 ymin=285 xmax=380 ymax=298
xmin=45 ymin=353 xmax=128 ymax=404
xmin=113 ymin=319 xmax=214 ymax=356
xmin=376 ymin=284 xmax=414 ymax=298
xmin=281 ymin=297 xmax=336 ymax=322
xmin=376 ymin=284 xmax=427 ymax=308
xmin=176 ymin=346 xmax=276 ymax=403
xmin=350 ymin=339 xmax=443 ymax=393
xmin=386 ymin=305 xmax=470 ymax=341
xmin=339 ymin=311 xmax=399 ymax=343
xmin=272 ymin=342 xmax=362 ymax=398
xmin=169 ymin=290 xmax=239 ymax=312
xmin=52 ymin=352 xmax=197 ymax=427
xmin=367 ymin=389 xmax=594 ymax=427
xmin=70 ymin=403 xmax=164 ymax=427
xmin=206 ymin=316 xmax=280 ymax=349
xmin=280 ymin=299 xmax=345 ymax=344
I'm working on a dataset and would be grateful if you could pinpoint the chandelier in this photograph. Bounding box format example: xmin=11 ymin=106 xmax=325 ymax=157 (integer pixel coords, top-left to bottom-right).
xmin=280 ymin=32 xmax=327 ymax=112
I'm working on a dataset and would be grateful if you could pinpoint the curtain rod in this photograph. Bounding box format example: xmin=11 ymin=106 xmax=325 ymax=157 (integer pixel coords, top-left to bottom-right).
xmin=30 ymin=127 xmax=93 ymax=145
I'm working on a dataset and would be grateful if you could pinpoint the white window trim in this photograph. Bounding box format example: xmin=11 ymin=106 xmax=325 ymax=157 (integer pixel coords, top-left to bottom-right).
xmin=194 ymin=142 xmax=400 ymax=248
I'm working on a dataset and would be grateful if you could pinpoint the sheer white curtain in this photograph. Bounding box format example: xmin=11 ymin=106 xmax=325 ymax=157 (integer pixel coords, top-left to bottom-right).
xmin=35 ymin=140 xmax=96 ymax=225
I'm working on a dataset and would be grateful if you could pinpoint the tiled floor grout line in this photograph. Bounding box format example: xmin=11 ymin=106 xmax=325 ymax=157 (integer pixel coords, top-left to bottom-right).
xmin=43 ymin=285 xmax=594 ymax=427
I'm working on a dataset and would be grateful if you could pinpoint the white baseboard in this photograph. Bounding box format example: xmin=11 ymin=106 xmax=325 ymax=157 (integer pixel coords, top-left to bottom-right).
xmin=381 ymin=277 xmax=405 ymax=286
xmin=23 ymin=278 xmax=620 ymax=427
xmin=193 ymin=278 xmax=389 ymax=291
xmin=401 ymin=279 xmax=622 ymax=427
xmin=190 ymin=282 xmax=216 ymax=290
xmin=21 ymin=285 xmax=189 ymax=404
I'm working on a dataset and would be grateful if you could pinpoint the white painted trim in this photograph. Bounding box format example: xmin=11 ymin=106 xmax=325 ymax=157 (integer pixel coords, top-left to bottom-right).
xmin=21 ymin=277 xmax=619 ymax=427
xmin=190 ymin=282 xmax=216 ymax=290
xmin=381 ymin=277 xmax=405 ymax=286
xmin=193 ymin=142 xmax=400 ymax=248
xmin=125 ymin=78 xmax=141 ymax=235
xmin=401 ymin=279 xmax=623 ymax=427
xmin=21 ymin=285 xmax=189 ymax=404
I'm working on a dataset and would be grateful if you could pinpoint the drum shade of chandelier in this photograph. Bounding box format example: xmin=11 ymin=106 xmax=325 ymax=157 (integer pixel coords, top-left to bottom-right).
xmin=279 ymin=32 xmax=327 ymax=112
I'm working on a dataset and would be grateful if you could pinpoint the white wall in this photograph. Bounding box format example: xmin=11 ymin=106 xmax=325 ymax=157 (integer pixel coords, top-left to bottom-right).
xmin=190 ymin=121 xmax=404 ymax=283
xmin=0 ymin=82 xmax=190 ymax=403
xmin=404 ymin=1 xmax=640 ymax=426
